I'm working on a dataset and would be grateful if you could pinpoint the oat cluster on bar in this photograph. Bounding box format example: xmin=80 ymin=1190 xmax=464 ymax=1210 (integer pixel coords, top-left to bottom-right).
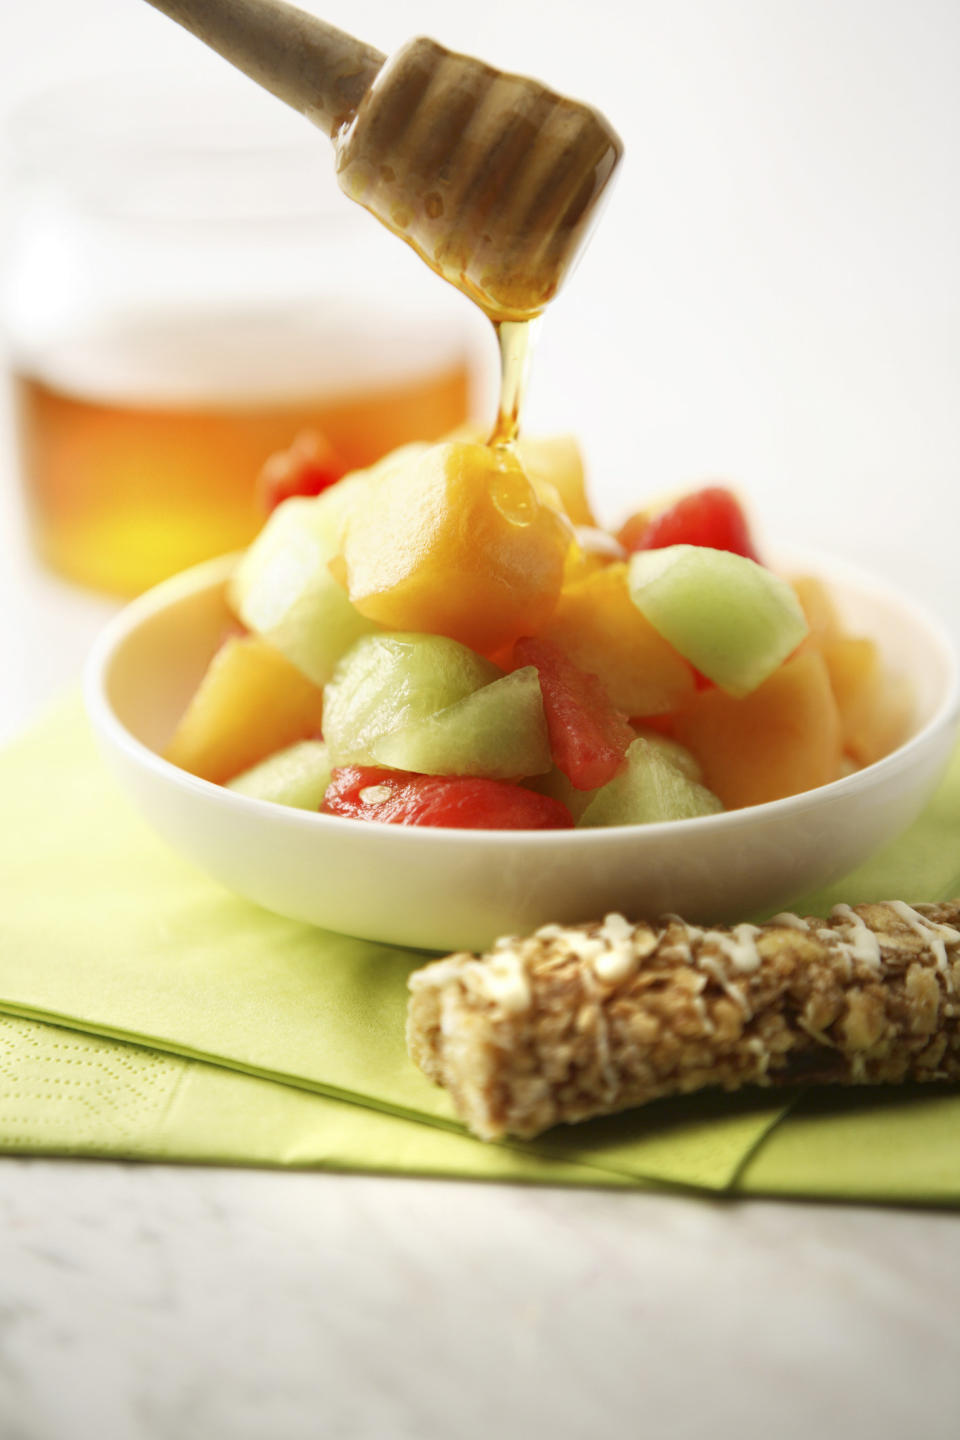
xmin=407 ymin=902 xmax=960 ymax=1140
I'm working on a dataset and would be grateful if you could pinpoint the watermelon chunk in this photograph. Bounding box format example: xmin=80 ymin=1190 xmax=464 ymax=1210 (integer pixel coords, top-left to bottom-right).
xmin=621 ymin=486 xmax=761 ymax=561
xmin=322 ymin=767 xmax=574 ymax=829
xmin=514 ymin=636 xmax=634 ymax=790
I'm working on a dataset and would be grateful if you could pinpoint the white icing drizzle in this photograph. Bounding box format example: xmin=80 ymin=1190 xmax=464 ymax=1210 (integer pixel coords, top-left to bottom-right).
xmin=689 ymin=991 xmax=714 ymax=1035
xmin=697 ymin=955 xmax=751 ymax=1014
xmin=662 ymin=919 xmax=700 ymax=966
xmin=600 ymin=912 xmax=634 ymax=944
xmin=593 ymin=948 xmax=636 ymax=984
xmin=559 ymin=931 xmax=607 ymax=964
xmin=769 ymin=912 xmax=810 ymax=932
xmin=829 ymin=904 xmax=883 ymax=971
xmin=591 ymin=913 xmax=656 ymax=985
xmin=813 ymin=927 xmax=853 ymax=980
xmin=703 ymin=923 xmax=763 ymax=974
xmin=796 ymin=1016 xmax=835 ymax=1047
xmin=578 ymin=965 xmax=619 ymax=1099
xmin=473 ymin=951 xmax=531 ymax=1013
xmin=746 ymin=1037 xmax=771 ymax=1078
xmin=887 ymin=901 xmax=960 ymax=977
xmin=409 ymin=955 xmax=462 ymax=993
xmin=660 ymin=918 xmax=754 ymax=1011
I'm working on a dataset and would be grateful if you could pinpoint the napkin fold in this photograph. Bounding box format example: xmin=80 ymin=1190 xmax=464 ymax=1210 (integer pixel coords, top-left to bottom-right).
xmin=1 ymin=696 xmax=958 ymax=1203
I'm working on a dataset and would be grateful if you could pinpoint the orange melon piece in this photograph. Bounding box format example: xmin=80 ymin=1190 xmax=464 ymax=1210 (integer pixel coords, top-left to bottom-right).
xmin=165 ymin=635 xmax=325 ymax=784
xmin=515 ymin=434 xmax=596 ymax=527
xmin=791 ymin=575 xmax=843 ymax=645
xmin=440 ymin=431 xmax=594 ymax=526
xmin=673 ymin=650 xmax=842 ymax=808
xmin=335 ymin=441 xmax=571 ymax=654
xmin=537 ymin=563 xmax=696 ymax=716
xmin=822 ymin=636 xmax=913 ymax=767
xmin=562 ymin=526 xmax=624 ymax=586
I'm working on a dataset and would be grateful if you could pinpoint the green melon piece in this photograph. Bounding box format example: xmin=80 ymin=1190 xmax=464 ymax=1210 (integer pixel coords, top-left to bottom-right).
xmin=323 ymin=633 xmax=501 ymax=765
xmin=228 ymin=482 xmax=379 ymax=688
xmin=578 ymin=737 xmax=724 ymax=828
xmin=627 ymin=545 xmax=808 ymax=696
xmin=631 ymin=726 xmax=704 ymax=782
xmin=226 ymin=740 xmax=333 ymax=810
xmin=524 ymin=766 xmax=597 ymax=822
xmin=371 ymin=667 xmax=551 ymax=779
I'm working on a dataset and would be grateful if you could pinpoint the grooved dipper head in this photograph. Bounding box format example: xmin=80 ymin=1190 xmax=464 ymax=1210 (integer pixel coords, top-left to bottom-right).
xmin=334 ymin=37 xmax=623 ymax=323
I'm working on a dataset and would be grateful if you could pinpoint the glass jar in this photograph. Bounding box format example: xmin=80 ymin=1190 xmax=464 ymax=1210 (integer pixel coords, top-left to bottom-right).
xmin=3 ymin=74 xmax=480 ymax=596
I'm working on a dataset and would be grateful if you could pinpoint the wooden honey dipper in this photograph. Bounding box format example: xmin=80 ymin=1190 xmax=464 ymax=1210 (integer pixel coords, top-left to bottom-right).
xmin=143 ymin=0 xmax=623 ymax=322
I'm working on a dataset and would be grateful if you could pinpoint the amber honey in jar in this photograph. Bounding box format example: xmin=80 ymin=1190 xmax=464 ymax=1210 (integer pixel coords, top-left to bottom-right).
xmin=3 ymin=78 xmax=476 ymax=596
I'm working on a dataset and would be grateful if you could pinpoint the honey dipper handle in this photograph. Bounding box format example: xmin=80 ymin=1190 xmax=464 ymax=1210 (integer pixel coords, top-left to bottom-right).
xmin=143 ymin=0 xmax=385 ymax=137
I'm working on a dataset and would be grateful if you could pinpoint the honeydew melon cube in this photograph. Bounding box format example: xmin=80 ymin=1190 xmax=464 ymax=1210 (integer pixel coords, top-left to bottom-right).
xmin=228 ymin=482 xmax=379 ymax=688
xmin=226 ymin=740 xmax=333 ymax=810
xmin=323 ymin=633 xmax=501 ymax=765
xmin=627 ymin=545 xmax=808 ymax=697
xmin=371 ymin=667 xmax=551 ymax=779
xmin=630 ymin=727 xmax=704 ymax=782
xmin=524 ymin=766 xmax=597 ymax=822
xmin=578 ymin=737 xmax=723 ymax=828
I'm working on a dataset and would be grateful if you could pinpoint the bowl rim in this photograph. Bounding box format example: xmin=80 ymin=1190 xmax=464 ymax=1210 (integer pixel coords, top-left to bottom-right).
xmin=84 ymin=547 xmax=960 ymax=849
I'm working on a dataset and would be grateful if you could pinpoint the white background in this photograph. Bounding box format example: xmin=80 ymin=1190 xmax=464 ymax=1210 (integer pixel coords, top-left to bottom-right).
xmin=1 ymin=0 xmax=959 ymax=741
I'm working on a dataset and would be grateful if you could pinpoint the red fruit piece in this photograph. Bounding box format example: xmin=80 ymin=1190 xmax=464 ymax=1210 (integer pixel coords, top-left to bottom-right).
xmin=322 ymin=767 xmax=574 ymax=830
xmin=257 ymin=429 xmax=348 ymax=514
xmin=619 ymin=486 xmax=761 ymax=562
xmin=514 ymin=636 xmax=634 ymax=791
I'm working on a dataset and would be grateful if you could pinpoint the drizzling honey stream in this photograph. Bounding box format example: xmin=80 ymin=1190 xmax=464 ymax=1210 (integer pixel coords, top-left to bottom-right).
xmin=489 ymin=320 xmax=540 ymax=448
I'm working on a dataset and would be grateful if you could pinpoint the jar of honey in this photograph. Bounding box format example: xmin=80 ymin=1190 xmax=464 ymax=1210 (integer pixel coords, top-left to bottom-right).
xmin=3 ymin=75 xmax=479 ymax=596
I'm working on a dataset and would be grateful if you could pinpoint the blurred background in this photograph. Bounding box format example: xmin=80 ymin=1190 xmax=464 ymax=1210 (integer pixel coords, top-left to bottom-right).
xmin=2 ymin=0 xmax=958 ymax=741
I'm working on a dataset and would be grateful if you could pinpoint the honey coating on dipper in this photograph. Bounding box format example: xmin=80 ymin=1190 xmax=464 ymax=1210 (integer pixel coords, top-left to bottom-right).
xmin=334 ymin=37 xmax=623 ymax=325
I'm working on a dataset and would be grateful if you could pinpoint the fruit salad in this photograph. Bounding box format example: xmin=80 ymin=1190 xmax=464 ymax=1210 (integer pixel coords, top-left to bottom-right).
xmin=164 ymin=435 xmax=913 ymax=830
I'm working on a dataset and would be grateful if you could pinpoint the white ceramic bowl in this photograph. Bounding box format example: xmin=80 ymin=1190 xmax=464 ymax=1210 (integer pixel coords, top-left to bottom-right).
xmin=85 ymin=550 xmax=960 ymax=953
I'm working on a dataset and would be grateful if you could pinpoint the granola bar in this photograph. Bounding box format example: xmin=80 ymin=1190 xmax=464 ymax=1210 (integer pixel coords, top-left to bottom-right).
xmin=407 ymin=902 xmax=960 ymax=1140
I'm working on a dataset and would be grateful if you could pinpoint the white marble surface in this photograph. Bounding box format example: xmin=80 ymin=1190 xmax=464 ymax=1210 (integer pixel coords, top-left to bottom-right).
xmin=1 ymin=1162 xmax=959 ymax=1440
xmin=3 ymin=3 xmax=960 ymax=1437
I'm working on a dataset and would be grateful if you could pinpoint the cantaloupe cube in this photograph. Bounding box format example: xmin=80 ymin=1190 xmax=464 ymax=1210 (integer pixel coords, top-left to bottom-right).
xmin=673 ymin=650 xmax=842 ymax=808
xmin=439 ymin=432 xmax=594 ymax=527
xmin=165 ymin=635 xmax=325 ymax=784
xmin=822 ymin=636 xmax=913 ymax=767
xmin=537 ymin=563 xmax=696 ymax=716
xmin=515 ymin=434 xmax=596 ymax=527
xmin=335 ymin=442 xmax=572 ymax=654
xmin=791 ymin=575 xmax=843 ymax=644
xmin=562 ymin=526 xmax=625 ymax=586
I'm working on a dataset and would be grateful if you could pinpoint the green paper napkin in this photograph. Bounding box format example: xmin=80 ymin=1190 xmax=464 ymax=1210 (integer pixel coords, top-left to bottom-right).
xmin=1 ymin=696 xmax=958 ymax=1201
